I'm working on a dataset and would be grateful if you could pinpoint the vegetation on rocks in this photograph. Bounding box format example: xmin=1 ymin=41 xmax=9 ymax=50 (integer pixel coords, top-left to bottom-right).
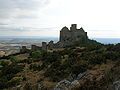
xmin=0 ymin=42 xmax=120 ymax=90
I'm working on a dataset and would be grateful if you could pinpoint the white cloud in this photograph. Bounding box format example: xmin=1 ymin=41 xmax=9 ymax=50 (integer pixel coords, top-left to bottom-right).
xmin=0 ymin=0 xmax=120 ymax=38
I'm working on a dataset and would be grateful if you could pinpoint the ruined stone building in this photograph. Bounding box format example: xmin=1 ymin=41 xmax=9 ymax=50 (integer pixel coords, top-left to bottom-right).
xmin=20 ymin=24 xmax=89 ymax=52
xmin=57 ymin=24 xmax=88 ymax=47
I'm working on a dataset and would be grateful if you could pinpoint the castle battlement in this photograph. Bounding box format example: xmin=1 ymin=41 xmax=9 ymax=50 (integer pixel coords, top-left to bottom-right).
xmin=70 ymin=24 xmax=77 ymax=31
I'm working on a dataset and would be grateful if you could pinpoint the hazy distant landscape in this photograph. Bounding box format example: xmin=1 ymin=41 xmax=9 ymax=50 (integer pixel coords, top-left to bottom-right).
xmin=91 ymin=38 xmax=120 ymax=44
xmin=0 ymin=37 xmax=119 ymax=49
xmin=0 ymin=37 xmax=58 ymax=56
xmin=0 ymin=37 xmax=119 ymax=45
xmin=0 ymin=36 xmax=119 ymax=57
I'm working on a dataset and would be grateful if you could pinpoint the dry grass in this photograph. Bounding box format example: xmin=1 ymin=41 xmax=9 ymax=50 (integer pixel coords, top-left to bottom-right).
xmin=15 ymin=53 xmax=29 ymax=61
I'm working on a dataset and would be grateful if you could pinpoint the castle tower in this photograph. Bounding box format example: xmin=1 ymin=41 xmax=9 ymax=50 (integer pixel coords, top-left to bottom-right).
xmin=42 ymin=42 xmax=47 ymax=51
xmin=20 ymin=46 xmax=27 ymax=53
xmin=60 ymin=26 xmax=70 ymax=42
xmin=70 ymin=24 xmax=77 ymax=31
xmin=31 ymin=45 xmax=36 ymax=51
xmin=48 ymin=40 xmax=54 ymax=50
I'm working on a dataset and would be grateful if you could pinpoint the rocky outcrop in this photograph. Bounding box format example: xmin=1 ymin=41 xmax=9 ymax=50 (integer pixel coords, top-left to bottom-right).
xmin=54 ymin=79 xmax=81 ymax=90
xmin=54 ymin=80 xmax=71 ymax=90
xmin=54 ymin=71 xmax=88 ymax=90
xmin=113 ymin=80 xmax=120 ymax=90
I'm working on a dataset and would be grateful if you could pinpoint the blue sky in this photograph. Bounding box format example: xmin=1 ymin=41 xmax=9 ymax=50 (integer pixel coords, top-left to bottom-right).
xmin=0 ymin=0 xmax=120 ymax=38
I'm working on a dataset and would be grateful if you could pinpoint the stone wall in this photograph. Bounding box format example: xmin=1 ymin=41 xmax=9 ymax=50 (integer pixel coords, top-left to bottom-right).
xmin=31 ymin=45 xmax=41 ymax=51
xmin=48 ymin=40 xmax=54 ymax=50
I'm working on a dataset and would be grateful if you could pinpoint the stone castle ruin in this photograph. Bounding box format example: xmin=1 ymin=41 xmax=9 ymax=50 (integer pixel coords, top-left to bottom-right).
xmin=20 ymin=24 xmax=88 ymax=52
xmin=58 ymin=24 xmax=88 ymax=47
xmin=48 ymin=24 xmax=88 ymax=48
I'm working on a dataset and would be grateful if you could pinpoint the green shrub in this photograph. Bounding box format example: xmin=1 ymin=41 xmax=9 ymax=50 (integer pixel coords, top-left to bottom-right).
xmin=0 ymin=64 xmax=24 ymax=82
xmin=29 ymin=64 xmax=41 ymax=71
xmin=71 ymin=64 xmax=87 ymax=75
xmin=10 ymin=56 xmax=18 ymax=63
xmin=43 ymin=52 xmax=61 ymax=64
xmin=31 ymin=51 xmax=42 ymax=59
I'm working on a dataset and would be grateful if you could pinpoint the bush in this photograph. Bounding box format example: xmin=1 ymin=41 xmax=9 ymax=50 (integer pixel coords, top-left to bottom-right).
xmin=44 ymin=60 xmax=69 ymax=81
xmin=0 ymin=64 xmax=24 ymax=82
xmin=10 ymin=56 xmax=18 ymax=63
xmin=7 ymin=77 xmax=23 ymax=87
xmin=31 ymin=51 xmax=42 ymax=59
xmin=71 ymin=64 xmax=87 ymax=75
xmin=29 ymin=64 xmax=41 ymax=71
xmin=0 ymin=64 xmax=24 ymax=89
xmin=43 ymin=52 xmax=61 ymax=64
xmin=104 ymin=51 xmax=120 ymax=60
xmin=0 ymin=61 xmax=9 ymax=67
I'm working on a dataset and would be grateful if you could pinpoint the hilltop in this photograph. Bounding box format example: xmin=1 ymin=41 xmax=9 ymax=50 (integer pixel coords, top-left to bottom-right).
xmin=0 ymin=24 xmax=120 ymax=90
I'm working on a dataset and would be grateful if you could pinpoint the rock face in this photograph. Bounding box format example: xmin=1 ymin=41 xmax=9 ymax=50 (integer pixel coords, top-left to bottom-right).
xmin=54 ymin=71 xmax=88 ymax=90
xmin=54 ymin=80 xmax=71 ymax=90
xmin=54 ymin=80 xmax=80 ymax=90
xmin=113 ymin=81 xmax=120 ymax=90
xmin=59 ymin=24 xmax=88 ymax=47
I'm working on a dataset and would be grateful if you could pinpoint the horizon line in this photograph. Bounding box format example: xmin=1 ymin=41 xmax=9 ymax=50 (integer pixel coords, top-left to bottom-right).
xmin=0 ymin=36 xmax=120 ymax=39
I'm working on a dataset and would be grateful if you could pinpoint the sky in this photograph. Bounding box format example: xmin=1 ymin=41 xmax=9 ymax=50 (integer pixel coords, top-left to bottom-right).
xmin=0 ymin=0 xmax=120 ymax=38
